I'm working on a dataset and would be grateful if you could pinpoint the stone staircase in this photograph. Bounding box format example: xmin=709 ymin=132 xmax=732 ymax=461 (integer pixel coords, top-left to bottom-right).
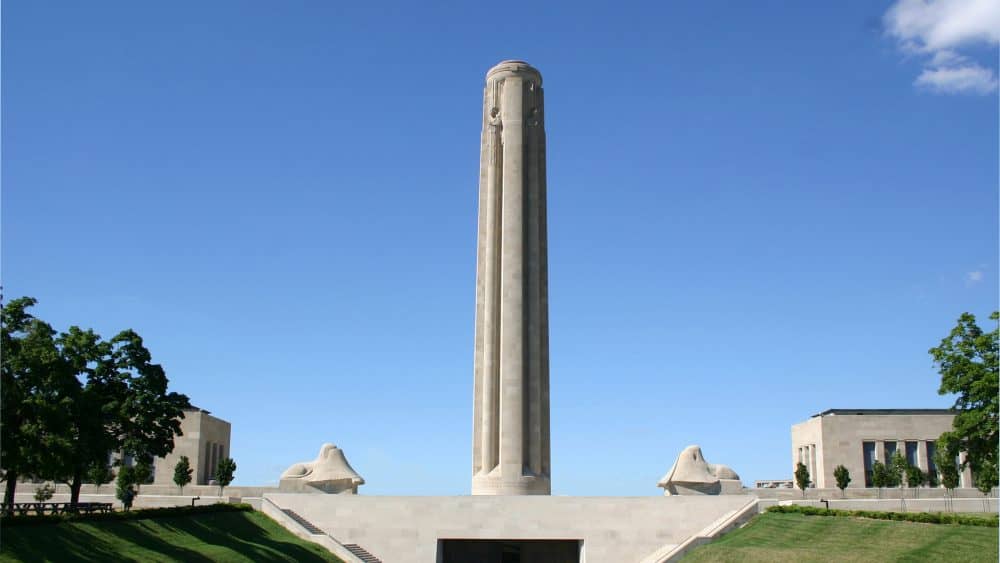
xmin=281 ymin=508 xmax=382 ymax=562
xmin=343 ymin=543 xmax=382 ymax=563
xmin=281 ymin=509 xmax=323 ymax=534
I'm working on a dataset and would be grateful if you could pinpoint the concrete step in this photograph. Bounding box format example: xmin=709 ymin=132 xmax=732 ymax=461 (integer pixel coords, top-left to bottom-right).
xmin=343 ymin=543 xmax=382 ymax=563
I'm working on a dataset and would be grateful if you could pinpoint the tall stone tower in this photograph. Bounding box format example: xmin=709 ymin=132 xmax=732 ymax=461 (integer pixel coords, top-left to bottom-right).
xmin=472 ymin=60 xmax=550 ymax=495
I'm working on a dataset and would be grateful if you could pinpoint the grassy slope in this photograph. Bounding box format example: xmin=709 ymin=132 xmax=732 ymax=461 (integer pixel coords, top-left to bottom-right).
xmin=0 ymin=511 xmax=343 ymax=563
xmin=684 ymin=512 xmax=998 ymax=563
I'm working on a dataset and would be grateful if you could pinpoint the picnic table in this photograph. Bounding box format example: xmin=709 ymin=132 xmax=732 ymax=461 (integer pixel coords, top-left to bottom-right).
xmin=2 ymin=502 xmax=114 ymax=517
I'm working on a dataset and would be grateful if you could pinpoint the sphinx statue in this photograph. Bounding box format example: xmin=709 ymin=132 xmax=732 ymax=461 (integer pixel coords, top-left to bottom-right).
xmin=279 ymin=443 xmax=365 ymax=494
xmin=657 ymin=445 xmax=742 ymax=496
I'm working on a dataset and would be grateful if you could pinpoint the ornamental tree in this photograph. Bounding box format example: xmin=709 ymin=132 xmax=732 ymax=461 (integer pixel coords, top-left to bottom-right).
xmin=116 ymin=465 xmax=136 ymax=503
xmin=133 ymin=456 xmax=153 ymax=494
xmin=87 ymin=462 xmax=115 ymax=493
xmin=871 ymin=460 xmax=889 ymax=497
xmin=906 ymin=465 xmax=924 ymax=497
xmin=173 ymin=456 xmax=193 ymax=494
xmin=794 ymin=462 xmax=810 ymax=497
xmin=975 ymin=461 xmax=997 ymax=497
xmin=833 ymin=464 xmax=851 ymax=498
xmin=934 ymin=446 xmax=961 ymax=493
xmin=889 ymin=451 xmax=907 ymax=489
xmin=215 ymin=457 xmax=236 ymax=497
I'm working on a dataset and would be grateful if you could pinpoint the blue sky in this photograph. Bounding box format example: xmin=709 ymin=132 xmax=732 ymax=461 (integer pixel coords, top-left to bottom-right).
xmin=4 ymin=1 xmax=997 ymax=494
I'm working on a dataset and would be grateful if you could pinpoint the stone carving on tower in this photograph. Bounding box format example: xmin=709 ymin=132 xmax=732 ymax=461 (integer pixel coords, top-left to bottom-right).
xmin=279 ymin=443 xmax=365 ymax=494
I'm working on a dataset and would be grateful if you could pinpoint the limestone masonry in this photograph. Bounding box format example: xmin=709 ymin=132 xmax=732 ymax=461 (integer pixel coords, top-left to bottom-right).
xmin=472 ymin=60 xmax=551 ymax=496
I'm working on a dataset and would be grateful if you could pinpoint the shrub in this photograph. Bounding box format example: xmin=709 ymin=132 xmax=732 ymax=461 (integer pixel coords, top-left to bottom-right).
xmin=765 ymin=504 xmax=998 ymax=527
xmin=33 ymin=484 xmax=55 ymax=502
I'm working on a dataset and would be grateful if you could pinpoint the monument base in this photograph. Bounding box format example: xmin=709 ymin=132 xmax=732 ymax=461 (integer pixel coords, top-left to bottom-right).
xmin=471 ymin=470 xmax=550 ymax=495
xmin=263 ymin=493 xmax=758 ymax=563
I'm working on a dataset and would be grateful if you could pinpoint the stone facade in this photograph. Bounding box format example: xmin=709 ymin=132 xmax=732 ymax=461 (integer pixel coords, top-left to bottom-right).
xmin=790 ymin=408 xmax=972 ymax=489
xmin=472 ymin=60 xmax=551 ymax=496
xmin=152 ymin=406 xmax=231 ymax=486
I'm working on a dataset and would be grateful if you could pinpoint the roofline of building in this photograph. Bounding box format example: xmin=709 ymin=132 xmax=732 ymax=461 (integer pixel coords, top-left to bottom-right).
xmin=813 ymin=408 xmax=956 ymax=418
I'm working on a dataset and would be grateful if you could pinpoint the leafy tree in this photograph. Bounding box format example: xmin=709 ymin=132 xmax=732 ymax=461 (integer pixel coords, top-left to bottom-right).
xmin=173 ymin=456 xmax=193 ymax=494
xmin=109 ymin=330 xmax=190 ymax=464
xmin=33 ymin=483 xmax=55 ymax=502
xmin=45 ymin=327 xmax=190 ymax=506
xmin=871 ymin=460 xmax=889 ymax=497
xmin=833 ymin=465 xmax=851 ymax=497
xmin=930 ymin=312 xmax=998 ymax=480
xmin=2 ymin=297 xmax=190 ymax=507
xmin=86 ymin=462 xmax=115 ymax=493
xmin=41 ymin=326 xmax=122 ymax=506
xmin=794 ymin=462 xmax=810 ymax=497
xmin=888 ymin=451 xmax=907 ymax=489
xmin=215 ymin=457 xmax=236 ymax=497
xmin=1 ymin=297 xmax=70 ymax=507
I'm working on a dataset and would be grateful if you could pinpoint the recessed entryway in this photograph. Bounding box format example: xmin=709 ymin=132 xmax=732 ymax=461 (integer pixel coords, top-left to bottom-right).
xmin=438 ymin=539 xmax=581 ymax=563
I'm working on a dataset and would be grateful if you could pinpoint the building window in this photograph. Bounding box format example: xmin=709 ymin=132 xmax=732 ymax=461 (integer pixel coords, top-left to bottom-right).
xmin=926 ymin=441 xmax=937 ymax=484
xmin=863 ymin=441 xmax=876 ymax=487
xmin=884 ymin=441 xmax=897 ymax=462
xmin=905 ymin=441 xmax=918 ymax=467
xmin=205 ymin=443 xmax=213 ymax=484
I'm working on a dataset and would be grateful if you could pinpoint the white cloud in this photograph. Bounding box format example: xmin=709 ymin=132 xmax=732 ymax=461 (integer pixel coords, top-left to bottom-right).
xmin=916 ymin=64 xmax=999 ymax=94
xmin=883 ymin=0 xmax=1000 ymax=95
xmin=966 ymin=270 xmax=984 ymax=283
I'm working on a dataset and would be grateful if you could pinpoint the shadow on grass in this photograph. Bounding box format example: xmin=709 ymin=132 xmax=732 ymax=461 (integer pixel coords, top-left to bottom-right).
xmin=1 ymin=512 xmax=339 ymax=563
xmin=161 ymin=512 xmax=338 ymax=562
xmin=2 ymin=520 xmax=209 ymax=562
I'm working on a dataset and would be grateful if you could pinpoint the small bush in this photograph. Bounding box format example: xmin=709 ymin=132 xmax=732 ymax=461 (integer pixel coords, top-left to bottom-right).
xmin=765 ymin=504 xmax=998 ymax=527
xmin=1 ymin=502 xmax=254 ymax=528
xmin=33 ymin=484 xmax=56 ymax=502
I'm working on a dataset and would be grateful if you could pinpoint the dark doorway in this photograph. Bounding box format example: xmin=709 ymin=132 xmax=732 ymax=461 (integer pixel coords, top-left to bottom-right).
xmin=439 ymin=539 xmax=580 ymax=563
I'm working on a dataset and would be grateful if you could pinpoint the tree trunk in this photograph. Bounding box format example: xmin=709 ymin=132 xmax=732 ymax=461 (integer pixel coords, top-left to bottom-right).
xmin=69 ymin=470 xmax=83 ymax=507
xmin=3 ymin=472 xmax=17 ymax=508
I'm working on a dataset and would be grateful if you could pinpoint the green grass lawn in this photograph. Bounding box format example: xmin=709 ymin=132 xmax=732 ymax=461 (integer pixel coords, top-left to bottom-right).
xmin=684 ymin=512 xmax=998 ymax=562
xmin=0 ymin=510 xmax=343 ymax=563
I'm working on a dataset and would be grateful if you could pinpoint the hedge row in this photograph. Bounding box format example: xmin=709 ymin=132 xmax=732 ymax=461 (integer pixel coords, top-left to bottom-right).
xmin=766 ymin=504 xmax=998 ymax=527
xmin=1 ymin=502 xmax=254 ymax=527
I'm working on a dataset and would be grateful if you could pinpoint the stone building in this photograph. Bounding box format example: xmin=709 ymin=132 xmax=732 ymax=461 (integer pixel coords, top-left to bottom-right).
xmin=151 ymin=406 xmax=231 ymax=486
xmin=791 ymin=408 xmax=972 ymax=489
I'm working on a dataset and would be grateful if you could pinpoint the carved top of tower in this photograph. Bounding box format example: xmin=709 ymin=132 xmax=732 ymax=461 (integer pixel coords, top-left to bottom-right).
xmin=486 ymin=60 xmax=542 ymax=85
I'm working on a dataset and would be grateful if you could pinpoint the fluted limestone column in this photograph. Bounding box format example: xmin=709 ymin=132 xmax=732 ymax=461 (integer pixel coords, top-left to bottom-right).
xmin=472 ymin=60 xmax=550 ymax=495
